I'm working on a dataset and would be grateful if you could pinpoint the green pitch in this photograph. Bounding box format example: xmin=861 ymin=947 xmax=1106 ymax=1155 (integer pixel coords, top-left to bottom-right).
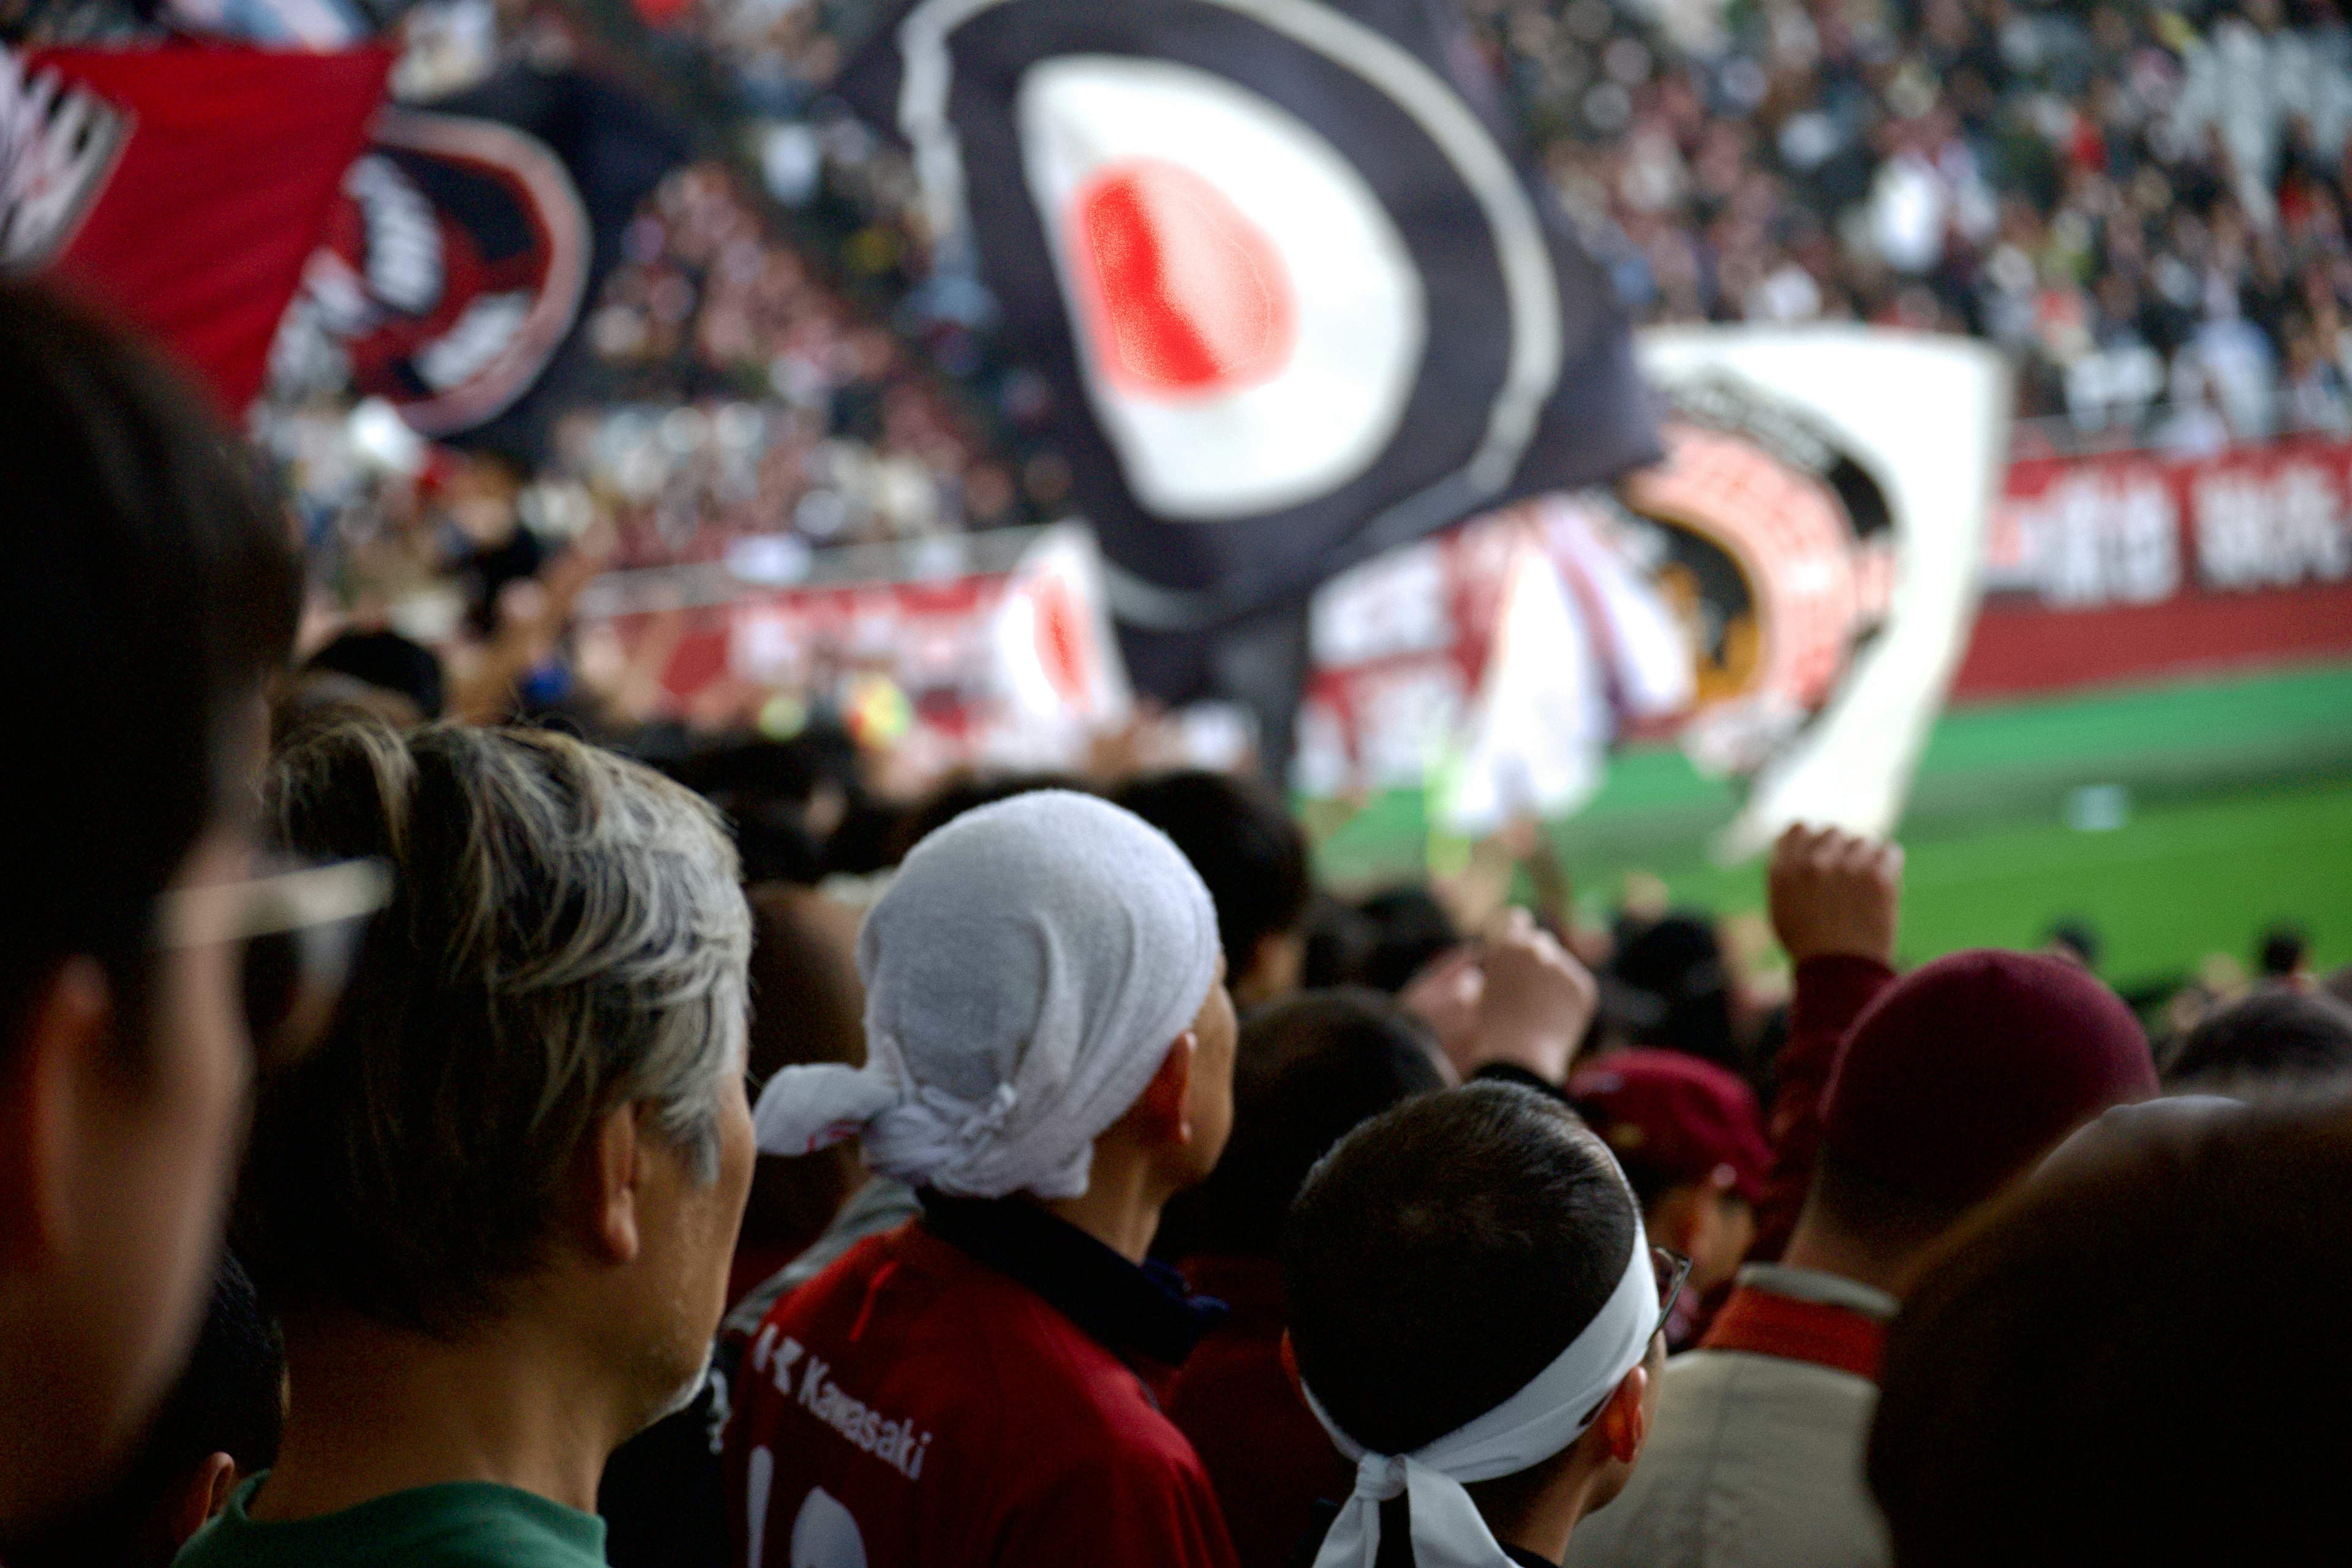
xmin=1311 ymin=663 xmax=2352 ymax=992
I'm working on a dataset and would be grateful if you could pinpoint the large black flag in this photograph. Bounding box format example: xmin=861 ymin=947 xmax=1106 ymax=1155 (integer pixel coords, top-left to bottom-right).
xmin=838 ymin=0 xmax=1660 ymax=635
xmin=300 ymin=62 xmax=687 ymax=464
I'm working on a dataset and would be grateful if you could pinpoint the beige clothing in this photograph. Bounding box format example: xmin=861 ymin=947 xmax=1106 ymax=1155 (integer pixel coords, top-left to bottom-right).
xmin=1562 ymin=1265 xmax=1896 ymax=1568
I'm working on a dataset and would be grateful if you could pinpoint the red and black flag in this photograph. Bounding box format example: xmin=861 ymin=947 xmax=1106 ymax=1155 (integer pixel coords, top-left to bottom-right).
xmin=298 ymin=62 xmax=686 ymax=461
xmin=837 ymin=0 xmax=1660 ymax=634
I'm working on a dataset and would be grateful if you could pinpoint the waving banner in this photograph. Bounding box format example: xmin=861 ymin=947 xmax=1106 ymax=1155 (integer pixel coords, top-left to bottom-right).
xmin=835 ymin=0 xmax=1659 ymax=638
xmin=1300 ymin=326 xmax=2010 ymax=855
xmin=3 ymin=43 xmax=390 ymax=410
xmin=286 ymin=63 xmax=684 ymax=459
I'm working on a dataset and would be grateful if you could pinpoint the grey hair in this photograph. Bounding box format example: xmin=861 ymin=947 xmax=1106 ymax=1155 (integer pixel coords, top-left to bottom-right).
xmin=240 ymin=718 xmax=752 ymax=1334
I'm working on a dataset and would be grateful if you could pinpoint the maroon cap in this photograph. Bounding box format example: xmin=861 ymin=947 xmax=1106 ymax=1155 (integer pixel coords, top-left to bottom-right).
xmin=1569 ymin=1047 xmax=1771 ymax=1204
xmin=1820 ymin=949 xmax=2158 ymax=1208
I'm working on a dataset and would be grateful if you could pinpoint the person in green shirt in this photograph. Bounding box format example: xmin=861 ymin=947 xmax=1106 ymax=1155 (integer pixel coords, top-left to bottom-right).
xmin=178 ymin=719 xmax=759 ymax=1568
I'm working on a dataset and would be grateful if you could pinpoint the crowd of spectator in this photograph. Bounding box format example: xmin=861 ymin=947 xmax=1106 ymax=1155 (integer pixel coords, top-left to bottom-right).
xmin=12 ymin=282 xmax=2352 ymax=1568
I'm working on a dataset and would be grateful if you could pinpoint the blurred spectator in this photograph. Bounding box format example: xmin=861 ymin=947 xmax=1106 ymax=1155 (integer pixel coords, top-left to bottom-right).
xmin=1569 ymin=1048 xmax=1770 ymax=1349
xmin=17 ymin=1253 xmax=286 ymax=1568
xmin=2160 ymin=986 xmax=2352 ymax=1092
xmin=300 ymin=628 xmax=448 ymax=722
xmin=0 ymin=286 xmax=305 ymax=1550
xmin=1569 ymin=826 xmax=2158 ymax=1568
xmin=1609 ymin=912 xmax=1738 ymax=1071
xmin=1114 ymin=771 xmax=1314 ymax=1011
xmin=2041 ymin=917 xmax=2103 ymax=971
xmin=2259 ymin=919 xmax=2315 ymax=982
xmin=1870 ymin=1102 xmax=2352 ymax=1567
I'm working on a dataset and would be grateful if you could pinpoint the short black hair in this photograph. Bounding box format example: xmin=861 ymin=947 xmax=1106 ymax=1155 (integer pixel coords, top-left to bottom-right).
xmin=2162 ymin=989 xmax=2352 ymax=1091
xmin=1610 ymin=913 xmax=1735 ymax=1069
xmin=1283 ymin=1083 xmax=1638 ymax=1455
xmin=2258 ymin=922 xmax=2311 ymax=977
xmin=0 ymin=285 xmax=301 ymax=1048
xmin=303 ymin=630 xmax=447 ymax=720
xmin=17 ymin=1252 xmax=284 ymax=1567
xmin=1357 ymin=886 xmax=1460 ymax=993
xmin=1159 ymin=989 xmax=1443 ymax=1259
xmin=2043 ymin=918 xmax=2101 ymax=970
xmin=888 ymin=772 xmax=1087 ymax=864
xmin=1870 ymin=1104 xmax=2352 ymax=1568
xmin=1112 ymin=771 xmax=1311 ymax=972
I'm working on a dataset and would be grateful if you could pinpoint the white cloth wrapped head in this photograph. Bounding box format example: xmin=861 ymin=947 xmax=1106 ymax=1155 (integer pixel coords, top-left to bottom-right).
xmin=752 ymin=790 xmax=1221 ymax=1199
xmin=1302 ymin=1214 xmax=1660 ymax=1568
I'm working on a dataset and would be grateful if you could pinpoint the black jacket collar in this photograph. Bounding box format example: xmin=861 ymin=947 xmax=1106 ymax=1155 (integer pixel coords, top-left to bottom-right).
xmin=918 ymin=1189 xmax=1227 ymax=1368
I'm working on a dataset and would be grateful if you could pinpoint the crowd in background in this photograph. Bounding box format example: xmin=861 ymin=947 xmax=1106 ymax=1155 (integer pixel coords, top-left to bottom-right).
xmin=259 ymin=0 xmax=2352 ymax=629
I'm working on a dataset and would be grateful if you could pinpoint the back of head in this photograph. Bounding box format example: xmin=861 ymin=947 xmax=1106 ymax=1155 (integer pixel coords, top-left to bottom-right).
xmin=1112 ymin=771 xmax=1311 ymax=987
xmin=2162 ymin=987 xmax=2352 ymax=1093
xmin=240 ymin=719 xmax=752 ymax=1335
xmin=1814 ymin=950 xmax=2156 ymax=1237
xmin=1283 ymin=1083 xmax=1638 ymax=1456
xmin=1609 ymin=914 xmax=1735 ymax=1068
xmin=0 ymin=284 xmax=300 ymax=1033
xmin=840 ymin=790 xmax=1219 ymax=1198
xmin=301 ymin=630 xmax=447 ymax=722
xmin=1164 ymin=989 xmax=1443 ymax=1258
xmin=15 ymin=1253 xmax=284 ymax=1568
xmin=1359 ymin=887 xmax=1460 ymax=993
xmin=2258 ymin=922 xmax=2310 ymax=978
xmin=1870 ymin=1105 xmax=2352 ymax=1567
xmin=740 ymin=885 xmax=867 ymax=1256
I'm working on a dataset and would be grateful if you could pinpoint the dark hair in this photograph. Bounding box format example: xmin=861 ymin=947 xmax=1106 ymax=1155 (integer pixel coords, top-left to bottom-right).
xmin=1300 ymin=892 xmax=1378 ymax=989
xmin=17 ymin=1253 xmax=284 ymax=1568
xmin=1610 ymin=913 xmax=1736 ymax=1069
xmin=1357 ymin=886 xmax=1460 ymax=993
xmin=0 ymin=286 xmax=300 ymax=1044
xmin=135 ymin=1251 xmax=284 ymax=1476
xmin=2042 ymin=919 xmax=2101 ymax=971
xmin=739 ymin=884 xmax=867 ymax=1261
xmin=886 ymin=772 xmax=1086 ymax=864
xmin=303 ymin=630 xmax=447 ymax=721
xmin=1159 ymin=990 xmax=1442 ymax=1259
xmin=2162 ymin=989 xmax=2352 ymax=1091
xmin=1112 ymin=771 xmax=1311 ymax=975
xmin=1869 ymin=1106 xmax=2352 ymax=1567
xmin=2258 ymin=922 xmax=2310 ymax=978
xmin=1283 ymin=1083 xmax=1638 ymax=1455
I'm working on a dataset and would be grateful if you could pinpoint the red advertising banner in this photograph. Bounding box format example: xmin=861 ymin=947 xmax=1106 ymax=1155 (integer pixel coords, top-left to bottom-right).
xmin=1955 ymin=436 xmax=2352 ymax=700
xmin=12 ymin=43 xmax=391 ymax=412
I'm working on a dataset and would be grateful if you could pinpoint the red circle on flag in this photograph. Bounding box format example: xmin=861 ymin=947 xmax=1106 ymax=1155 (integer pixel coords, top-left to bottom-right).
xmin=1068 ymin=156 xmax=1297 ymax=396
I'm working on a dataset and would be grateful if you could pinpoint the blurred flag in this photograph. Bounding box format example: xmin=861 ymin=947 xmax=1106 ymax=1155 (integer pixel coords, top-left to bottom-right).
xmin=1628 ymin=326 xmax=2008 ymax=859
xmin=2 ymin=42 xmax=391 ymax=410
xmin=836 ymin=0 xmax=1659 ymax=640
xmin=288 ymin=62 xmax=685 ymax=461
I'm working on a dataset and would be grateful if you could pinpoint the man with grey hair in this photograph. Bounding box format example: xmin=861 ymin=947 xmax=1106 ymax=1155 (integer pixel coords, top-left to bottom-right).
xmin=177 ymin=719 xmax=758 ymax=1568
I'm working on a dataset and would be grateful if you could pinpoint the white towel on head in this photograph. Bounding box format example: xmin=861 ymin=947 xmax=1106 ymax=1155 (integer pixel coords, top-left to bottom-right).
xmin=752 ymin=790 xmax=1223 ymax=1199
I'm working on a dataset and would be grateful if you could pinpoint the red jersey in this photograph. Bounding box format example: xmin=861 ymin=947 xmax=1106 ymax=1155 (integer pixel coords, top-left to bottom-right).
xmin=725 ymin=1200 xmax=1239 ymax=1568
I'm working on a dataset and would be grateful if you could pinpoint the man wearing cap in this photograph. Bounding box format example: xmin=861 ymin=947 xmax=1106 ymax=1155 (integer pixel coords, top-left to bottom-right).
xmin=1569 ymin=1050 xmax=1770 ymax=1349
xmin=1284 ymin=1082 xmax=1670 ymax=1568
xmin=725 ymin=792 xmax=1240 ymax=1568
xmin=1565 ymin=825 xmax=2159 ymax=1568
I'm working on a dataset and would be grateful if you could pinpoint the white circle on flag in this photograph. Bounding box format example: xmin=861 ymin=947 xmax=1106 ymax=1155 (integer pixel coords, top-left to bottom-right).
xmin=1017 ymin=55 xmax=1426 ymax=521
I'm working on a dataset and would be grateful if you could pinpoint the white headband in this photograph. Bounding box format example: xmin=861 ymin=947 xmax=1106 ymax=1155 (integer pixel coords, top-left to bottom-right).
xmin=1302 ymin=1213 xmax=1659 ymax=1568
